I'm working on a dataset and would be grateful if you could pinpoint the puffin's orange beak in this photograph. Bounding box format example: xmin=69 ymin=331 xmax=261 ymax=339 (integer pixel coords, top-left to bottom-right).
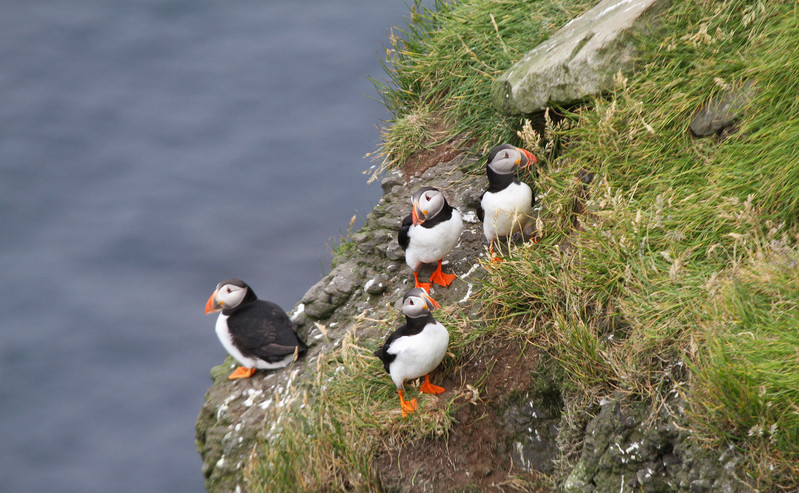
xmin=422 ymin=291 xmax=441 ymax=310
xmin=412 ymin=201 xmax=423 ymax=226
xmin=517 ymin=147 xmax=537 ymax=168
xmin=205 ymin=290 xmax=220 ymax=314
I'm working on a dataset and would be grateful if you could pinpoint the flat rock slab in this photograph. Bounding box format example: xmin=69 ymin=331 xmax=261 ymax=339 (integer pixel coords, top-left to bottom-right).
xmin=689 ymin=80 xmax=756 ymax=137
xmin=492 ymin=0 xmax=671 ymax=114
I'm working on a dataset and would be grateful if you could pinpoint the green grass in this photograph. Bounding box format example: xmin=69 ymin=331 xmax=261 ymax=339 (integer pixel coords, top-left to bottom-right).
xmin=478 ymin=0 xmax=799 ymax=488
xmin=369 ymin=0 xmax=596 ymax=177
xmin=245 ymin=0 xmax=799 ymax=490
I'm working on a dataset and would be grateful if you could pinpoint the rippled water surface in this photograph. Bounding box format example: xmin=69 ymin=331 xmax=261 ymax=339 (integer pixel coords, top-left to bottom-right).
xmin=0 ymin=1 xmax=409 ymax=491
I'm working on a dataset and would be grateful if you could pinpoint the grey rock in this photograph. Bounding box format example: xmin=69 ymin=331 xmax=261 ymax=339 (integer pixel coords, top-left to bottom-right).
xmin=375 ymin=213 xmax=402 ymax=230
xmin=689 ymin=80 xmax=756 ymax=137
xmin=492 ymin=0 xmax=671 ymax=114
xmin=300 ymin=278 xmax=338 ymax=320
xmin=351 ymin=232 xmax=375 ymax=255
xmin=565 ymin=395 xmax=752 ymax=493
xmin=564 ymin=460 xmax=595 ymax=493
xmin=380 ymin=170 xmax=404 ymax=193
xmin=364 ymin=274 xmax=389 ymax=295
xmin=327 ymin=261 xmax=360 ymax=295
xmin=690 ymin=479 xmax=712 ymax=493
xmin=385 ymin=240 xmax=405 ymax=262
xmin=300 ymin=261 xmax=361 ymax=319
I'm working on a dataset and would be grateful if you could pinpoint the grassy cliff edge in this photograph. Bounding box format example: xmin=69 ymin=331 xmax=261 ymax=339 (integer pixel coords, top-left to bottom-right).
xmin=219 ymin=1 xmax=798 ymax=491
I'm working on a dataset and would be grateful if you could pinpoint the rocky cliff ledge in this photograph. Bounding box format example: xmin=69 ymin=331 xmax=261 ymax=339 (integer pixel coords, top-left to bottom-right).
xmin=195 ymin=1 xmax=761 ymax=490
xmin=196 ymin=152 xmax=747 ymax=492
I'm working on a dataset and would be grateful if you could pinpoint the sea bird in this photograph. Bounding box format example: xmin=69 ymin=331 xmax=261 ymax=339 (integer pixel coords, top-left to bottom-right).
xmin=374 ymin=288 xmax=448 ymax=417
xmin=205 ymin=278 xmax=306 ymax=380
xmin=398 ymin=186 xmax=463 ymax=291
xmin=477 ymin=144 xmax=537 ymax=259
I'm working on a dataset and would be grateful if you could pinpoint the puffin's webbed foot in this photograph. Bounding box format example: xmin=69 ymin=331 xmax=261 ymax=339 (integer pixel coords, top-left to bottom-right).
xmin=419 ymin=374 xmax=445 ymax=395
xmin=413 ymin=271 xmax=433 ymax=293
xmin=228 ymin=366 xmax=257 ymax=380
xmin=398 ymin=390 xmax=418 ymax=417
xmin=429 ymin=260 xmax=456 ymax=287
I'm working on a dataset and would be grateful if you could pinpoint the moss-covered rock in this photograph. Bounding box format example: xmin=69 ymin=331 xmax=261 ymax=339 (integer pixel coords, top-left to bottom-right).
xmin=564 ymin=394 xmax=750 ymax=492
xmin=492 ymin=0 xmax=671 ymax=114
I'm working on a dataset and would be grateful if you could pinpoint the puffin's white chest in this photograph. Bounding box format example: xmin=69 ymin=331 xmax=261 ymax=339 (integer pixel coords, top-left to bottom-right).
xmin=481 ymin=182 xmax=533 ymax=241
xmin=215 ymin=314 xmax=257 ymax=367
xmin=387 ymin=321 xmax=449 ymax=389
xmin=405 ymin=210 xmax=463 ymax=269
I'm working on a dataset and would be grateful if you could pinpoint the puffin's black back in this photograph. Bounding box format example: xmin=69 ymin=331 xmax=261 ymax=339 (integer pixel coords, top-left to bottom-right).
xmin=373 ymin=313 xmax=434 ymax=373
xmin=227 ymin=299 xmax=307 ymax=363
xmin=398 ymin=214 xmax=412 ymax=250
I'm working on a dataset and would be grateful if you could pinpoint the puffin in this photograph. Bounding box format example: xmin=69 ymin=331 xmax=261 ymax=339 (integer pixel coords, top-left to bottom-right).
xmin=398 ymin=186 xmax=464 ymax=292
xmin=374 ymin=288 xmax=449 ymax=417
xmin=204 ymin=278 xmax=307 ymax=380
xmin=476 ymin=143 xmax=537 ymax=258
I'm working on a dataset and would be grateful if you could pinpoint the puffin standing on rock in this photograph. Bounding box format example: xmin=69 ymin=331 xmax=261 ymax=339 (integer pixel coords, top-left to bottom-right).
xmin=398 ymin=186 xmax=463 ymax=292
xmin=477 ymin=144 xmax=537 ymax=259
xmin=374 ymin=288 xmax=449 ymax=417
xmin=205 ymin=278 xmax=307 ymax=380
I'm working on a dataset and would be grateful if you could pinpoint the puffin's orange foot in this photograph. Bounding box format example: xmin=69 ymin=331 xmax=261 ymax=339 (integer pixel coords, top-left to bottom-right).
xmin=401 ymin=397 xmax=418 ymax=417
xmin=487 ymin=244 xmax=504 ymax=263
xmin=416 ymin=281 xmax=433 ymax=292
xmin=429 ymin=265 xmax=456 ymax=287
xmin=413 ymin=272 xmax=433 ymax=293
xmin=228 ymin=366 xmax=256 ymax=380
xmin=420 ymin=381 xmax=445 ymax=395
xmin=398 ymin=389 xmax=418 ymax=417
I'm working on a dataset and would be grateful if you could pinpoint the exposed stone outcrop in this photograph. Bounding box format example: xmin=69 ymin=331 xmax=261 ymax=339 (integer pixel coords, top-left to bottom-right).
xmin=564 ymin=393 xmax=750 ymax=493
xmin=491 ymin=0 xmax=671 ymax=115
xmin=196 ymin=150 xmax=750 ymax=492
xmin=689 ymin=80 xmax=757 ymax=138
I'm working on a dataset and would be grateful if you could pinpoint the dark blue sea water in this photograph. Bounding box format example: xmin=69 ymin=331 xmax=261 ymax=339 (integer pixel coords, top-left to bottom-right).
xmin=0 ymin=1 xmax=409 ymax=491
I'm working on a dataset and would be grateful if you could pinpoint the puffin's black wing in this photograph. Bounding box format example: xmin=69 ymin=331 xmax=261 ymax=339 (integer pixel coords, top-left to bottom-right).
xmin=374 ymin=323 xmax=408 ymax=374
xmin=228 ymin=301 xmax=306 ymax=363
xmin=476 ymin=192 xmax=486 ymax=222
xmin=397 ymin=213 xmax=412 ymax=250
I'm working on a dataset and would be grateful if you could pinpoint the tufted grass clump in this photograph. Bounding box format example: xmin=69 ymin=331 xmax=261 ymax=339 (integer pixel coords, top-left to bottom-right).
xmin=478 ymin=0 xmax=799 ymax=488
xmin=371 ymin=0 xmax=596 ymax=172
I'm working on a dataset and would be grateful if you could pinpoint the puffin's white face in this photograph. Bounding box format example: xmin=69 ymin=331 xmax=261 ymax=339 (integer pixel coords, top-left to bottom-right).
xmin=412 ymin=188 xmax=445 ymax=224
xmin=401 ymin=288 xmax=439 ymax=318
xmin=488 ymin=147 xmax=524 ymax=174
xmin=206 ymin=282 xmax=248 ymax=313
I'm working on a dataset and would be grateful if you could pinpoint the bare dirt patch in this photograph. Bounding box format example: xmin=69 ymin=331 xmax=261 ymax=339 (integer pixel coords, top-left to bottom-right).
xmin=400 ymin=116 xmax=464 ymax=181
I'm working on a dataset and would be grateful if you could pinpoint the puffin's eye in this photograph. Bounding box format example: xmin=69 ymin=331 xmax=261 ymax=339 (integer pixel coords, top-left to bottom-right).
xmin=409 ymin=299 xmax=415 ymax=305
xmin=226 ymin=288 xmax=232 ymax=293
xmin=504 ymin=152 xmax=509 ymax=159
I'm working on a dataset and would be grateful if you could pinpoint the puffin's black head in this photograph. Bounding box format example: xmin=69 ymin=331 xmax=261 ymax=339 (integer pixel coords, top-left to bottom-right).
xmin=486 ymin=144 xmax=536 ymax=175
xmin=204 ymin=278 xmax=257 ymax=314
xmin=410 ymin=186 xmax=447 ymax=225
xmin=401 ymin=287 xmax=441 ymax=318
